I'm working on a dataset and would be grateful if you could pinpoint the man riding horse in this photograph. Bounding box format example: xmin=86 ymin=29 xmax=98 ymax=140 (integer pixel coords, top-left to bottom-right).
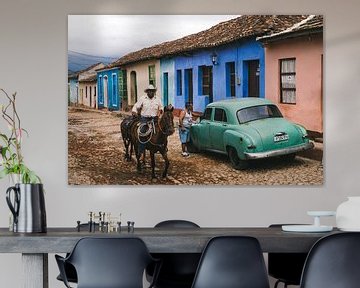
xmin=121 ymin=84 xmax=175 ymax=179
xmin=131 ymin=84 xmax=163 ymax=165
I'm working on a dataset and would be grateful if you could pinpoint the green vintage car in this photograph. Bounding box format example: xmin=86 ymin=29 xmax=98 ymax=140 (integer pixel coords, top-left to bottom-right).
xmin=189 ymin=98 xmax=314 ymax=169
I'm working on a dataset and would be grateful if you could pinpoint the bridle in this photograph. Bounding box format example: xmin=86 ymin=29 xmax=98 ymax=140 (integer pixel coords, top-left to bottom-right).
xmin=158 ymin=112 xmax=174 ymax=136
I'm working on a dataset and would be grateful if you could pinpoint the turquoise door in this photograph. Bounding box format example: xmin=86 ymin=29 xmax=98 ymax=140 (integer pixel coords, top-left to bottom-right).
xmin=210 ymin=108 xmax=228 ymax=151
xmin=163 ymin=72 xmax=169 ymax=106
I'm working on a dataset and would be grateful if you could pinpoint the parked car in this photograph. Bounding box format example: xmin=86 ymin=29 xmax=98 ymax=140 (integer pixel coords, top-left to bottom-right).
xmin=189 ymin=98 xmax=314 ymax=169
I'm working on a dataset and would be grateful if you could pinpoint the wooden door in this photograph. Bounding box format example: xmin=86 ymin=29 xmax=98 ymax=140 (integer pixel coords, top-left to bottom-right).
xmin=248 ymin=60 xmax=260 ymax=97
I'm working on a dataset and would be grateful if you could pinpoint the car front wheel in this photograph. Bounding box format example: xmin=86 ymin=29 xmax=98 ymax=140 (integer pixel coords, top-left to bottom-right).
xmin=187 ymin=139 xmax=200 ymax=153
xmin=227 ymin=147 xmax=248 ymax=170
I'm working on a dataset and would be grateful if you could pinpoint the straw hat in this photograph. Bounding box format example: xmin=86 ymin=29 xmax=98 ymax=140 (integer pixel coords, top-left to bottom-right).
xmin=144 ymin=84 xmax=157 ymax=92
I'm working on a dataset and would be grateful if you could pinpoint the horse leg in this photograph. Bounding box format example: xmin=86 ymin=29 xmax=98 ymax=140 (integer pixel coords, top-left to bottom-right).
xmin=134 ymin=145 xmax=142 ymax=172
xmin=123 ymin=139 xmax=130 ymax=161
xmin=129 ymin=141 xmax=133 ymax=161
xmin=150 ymin=151 xmax=156 ymax=179
xmin=160 ymin=150 xmax=170 ymax=178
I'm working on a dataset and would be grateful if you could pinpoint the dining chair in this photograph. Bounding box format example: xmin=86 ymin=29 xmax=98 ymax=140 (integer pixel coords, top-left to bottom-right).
xmin=191 ymin=236 xmax=270 ymax=288
xmin=147 ymin=220 xmax=201 ymax=288
xmin=300 ymin=232 xmax=360 ymax=288
xmin=55 ymin=237 xmax=160 ymax=288
xmin=268 ymin=224 xmax=308 ymax=288
xmin=56 ymin=223 xmax=99 ymax=284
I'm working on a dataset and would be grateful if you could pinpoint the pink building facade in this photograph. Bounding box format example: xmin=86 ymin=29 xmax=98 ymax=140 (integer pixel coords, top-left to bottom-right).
xmin=262 ymin=34 xmax=323 ymax=136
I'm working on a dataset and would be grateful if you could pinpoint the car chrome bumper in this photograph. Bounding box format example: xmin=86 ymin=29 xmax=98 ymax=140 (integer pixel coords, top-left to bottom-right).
xmin=244 ymin=142 xmax=314 ymax=159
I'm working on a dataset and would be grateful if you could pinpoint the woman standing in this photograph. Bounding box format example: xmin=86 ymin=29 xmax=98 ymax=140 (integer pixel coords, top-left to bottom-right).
xmin=178 ymin=102 xmax=194 ymax=157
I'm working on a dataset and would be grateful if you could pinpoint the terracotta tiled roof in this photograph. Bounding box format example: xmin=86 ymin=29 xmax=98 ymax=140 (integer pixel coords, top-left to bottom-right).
xmin=257 ymin=15 xmax=323 ymax=42
xmin=77 ymin=62 xmax=104 ymax=74
xmin=68 ymin=62 xmax=104 ymax=79
xmin=79 ymin=74 xmax=97 ymax=82
xmin=109 ymin=15 xmax=308 ymax=67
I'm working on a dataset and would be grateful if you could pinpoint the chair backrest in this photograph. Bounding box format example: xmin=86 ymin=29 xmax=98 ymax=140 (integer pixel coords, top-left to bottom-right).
xmin=300 ymin=232 xmax=360 ymax=288
xmin=151 ymin=220 xmax=201 ymax=286
xmin=268 ymin=224 xmax=308 ymax=285
xmin=155 ymin=219 xmax=200 ymax=228
xmin=66 ymin=237 xmax=154 ymax=288
xmin=191 ymin=236 xmax=270 ymax=288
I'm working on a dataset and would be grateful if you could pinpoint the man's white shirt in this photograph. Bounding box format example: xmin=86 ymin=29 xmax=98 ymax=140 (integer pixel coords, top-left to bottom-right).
xmin=132 ymin=95 xmax=163 ymax=117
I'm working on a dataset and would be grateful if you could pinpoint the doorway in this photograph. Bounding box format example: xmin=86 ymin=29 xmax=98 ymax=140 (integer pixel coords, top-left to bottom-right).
xmin=247 ymin=60 xmax=260 ymax=97
xmin=130 ymin=71 xmax=138 ymax=104
xmin=103 ymin=76 xmax=108 ymax=108
xmin=89 ymin=86 xmax=92 ymax=107
xmin=185 ymin=68 xmax=193 ymax=104
xmin=163 ymin=72 xmax=169 ymax=106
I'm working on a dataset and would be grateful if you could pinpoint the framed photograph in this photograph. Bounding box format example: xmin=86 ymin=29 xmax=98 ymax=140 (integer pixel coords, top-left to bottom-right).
xmin=68 ymin=15 xmax=323 ymax=185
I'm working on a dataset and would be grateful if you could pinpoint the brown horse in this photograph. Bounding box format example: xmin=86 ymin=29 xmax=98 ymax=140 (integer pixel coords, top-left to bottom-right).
xmin=130 ymin=105 xmax=175 ymax=179
xmin=120 ymin=115 xmax=137 ymax=161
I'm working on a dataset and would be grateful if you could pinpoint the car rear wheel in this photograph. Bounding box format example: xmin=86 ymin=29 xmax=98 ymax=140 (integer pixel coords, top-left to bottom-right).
xmin=281 ymin=153 xmax=296 ymax=162
xmin=228 ymin=147 xmax=248 ymax=170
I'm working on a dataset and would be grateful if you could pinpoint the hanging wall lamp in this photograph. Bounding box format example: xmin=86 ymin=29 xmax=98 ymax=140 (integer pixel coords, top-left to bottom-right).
xmin=211 ymin=52 xmax=218 ymax=65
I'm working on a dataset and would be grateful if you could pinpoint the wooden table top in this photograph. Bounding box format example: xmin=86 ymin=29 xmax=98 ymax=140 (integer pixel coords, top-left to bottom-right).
xmin=0 ymin=227 xmax=340 ymax=253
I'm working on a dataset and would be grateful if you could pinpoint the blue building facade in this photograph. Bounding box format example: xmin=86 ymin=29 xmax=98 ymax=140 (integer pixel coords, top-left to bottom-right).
xmin=68 ymin=78 xmax=78 ymax=105
xmin=173 ymin=38 xmax=265 ymax=112
xmin=160 ymin=58 xmax=175 ymax=107
xmin=97 ymin=68 xmax=121 ymax=110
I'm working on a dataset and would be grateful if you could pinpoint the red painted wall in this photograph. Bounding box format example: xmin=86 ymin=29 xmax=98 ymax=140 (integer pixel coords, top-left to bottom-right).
xmin=264 ymin=34 xmax=323 ymax=134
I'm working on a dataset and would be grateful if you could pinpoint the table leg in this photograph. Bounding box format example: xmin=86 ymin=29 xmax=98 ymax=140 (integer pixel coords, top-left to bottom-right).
xmin=22 ymin=253 xmax=48 ymax=288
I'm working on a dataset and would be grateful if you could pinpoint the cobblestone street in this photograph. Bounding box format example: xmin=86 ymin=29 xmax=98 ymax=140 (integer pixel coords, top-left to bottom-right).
xmin=68 ymin=107 xmax=323 ymax=185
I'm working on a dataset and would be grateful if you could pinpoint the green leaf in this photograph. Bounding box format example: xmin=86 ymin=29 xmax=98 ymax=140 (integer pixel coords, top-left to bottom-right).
xmin=0 ymin=133 xmax=9 ymax=141
xmin=0 ymin=168 xmax=9 ymax=179
xmin=21 ymin=128 xmax=29 ymax=137
xmin=1 ymin=146 xmax=8 ymax=157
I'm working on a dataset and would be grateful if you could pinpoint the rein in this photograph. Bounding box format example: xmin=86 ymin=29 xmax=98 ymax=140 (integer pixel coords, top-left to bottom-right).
xmin=158 ymin=115 xmax=172 ymax=136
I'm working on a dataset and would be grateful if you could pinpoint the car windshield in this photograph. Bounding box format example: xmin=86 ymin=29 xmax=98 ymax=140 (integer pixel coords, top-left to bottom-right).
xmin=237 ymin=104 xmax=283 ymax=124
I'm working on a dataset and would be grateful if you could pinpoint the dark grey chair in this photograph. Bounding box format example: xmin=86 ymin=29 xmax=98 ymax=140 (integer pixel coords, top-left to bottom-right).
xmin=300 ymin=232 xmax=360 ymax=288
xmin=56 ymin=223 xmax=99 ymax=284
xmin=268 ymin=224 xmax=308 ymax=288
xmin=191 ymin=236 xmax=270 ymax=288
xmin=55 ymin=237 xmax=160 ymax=288
xmin=148 ymin=220 xmax=201 ymax=288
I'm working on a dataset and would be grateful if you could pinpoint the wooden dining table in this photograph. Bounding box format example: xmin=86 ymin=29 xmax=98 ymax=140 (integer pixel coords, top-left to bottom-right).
xmin=0 ymin=226 xmax=339 ymax=288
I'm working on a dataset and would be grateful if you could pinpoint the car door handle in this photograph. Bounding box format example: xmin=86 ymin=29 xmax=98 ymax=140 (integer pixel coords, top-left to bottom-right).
xmin=222 ymin=124 xmax=227 ymax=127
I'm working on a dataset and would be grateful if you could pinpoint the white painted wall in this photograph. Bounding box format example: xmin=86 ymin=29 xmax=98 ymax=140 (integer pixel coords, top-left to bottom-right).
xmin=79 ymin=82 xmax=97 ymax=108
xmin=0 ymin=0 xmax=360 ymax=287
xmin=126 ymin=60 xmax=161 ymax=105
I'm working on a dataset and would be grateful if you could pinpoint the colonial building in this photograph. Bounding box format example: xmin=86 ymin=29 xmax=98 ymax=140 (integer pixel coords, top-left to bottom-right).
xmin=78 ymin=74 xmax=97 ymax=109
xmin=110 ymin=15 xmax=308 ymax=113
xmin=96 ymin=66 xmax=128 ymax=111
xmin=68 ymin=72 xmax=78 ymax=105
xmin=257 ymin=15 xmax=323 ymax=136
xmin=70 ymin=62 xmax=105 ymax=107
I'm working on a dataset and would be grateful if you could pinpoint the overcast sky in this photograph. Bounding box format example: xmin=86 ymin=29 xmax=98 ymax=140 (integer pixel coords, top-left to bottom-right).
xmin=68 ymin=15 xmax=239 ymax=58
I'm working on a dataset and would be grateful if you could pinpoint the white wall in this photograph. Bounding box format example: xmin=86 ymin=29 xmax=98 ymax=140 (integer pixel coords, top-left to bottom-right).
xmin=126 ymin=59 xmax=161 ymax=105
xmin=0 ymin=0 xmax=360 ymax=287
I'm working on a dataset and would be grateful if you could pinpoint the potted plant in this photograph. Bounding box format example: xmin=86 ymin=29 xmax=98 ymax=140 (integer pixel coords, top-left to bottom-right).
xmin=0 ymin=88 xmax=46 ymax=233
xmin=0 ymin=89 xmax=40 ymax=183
